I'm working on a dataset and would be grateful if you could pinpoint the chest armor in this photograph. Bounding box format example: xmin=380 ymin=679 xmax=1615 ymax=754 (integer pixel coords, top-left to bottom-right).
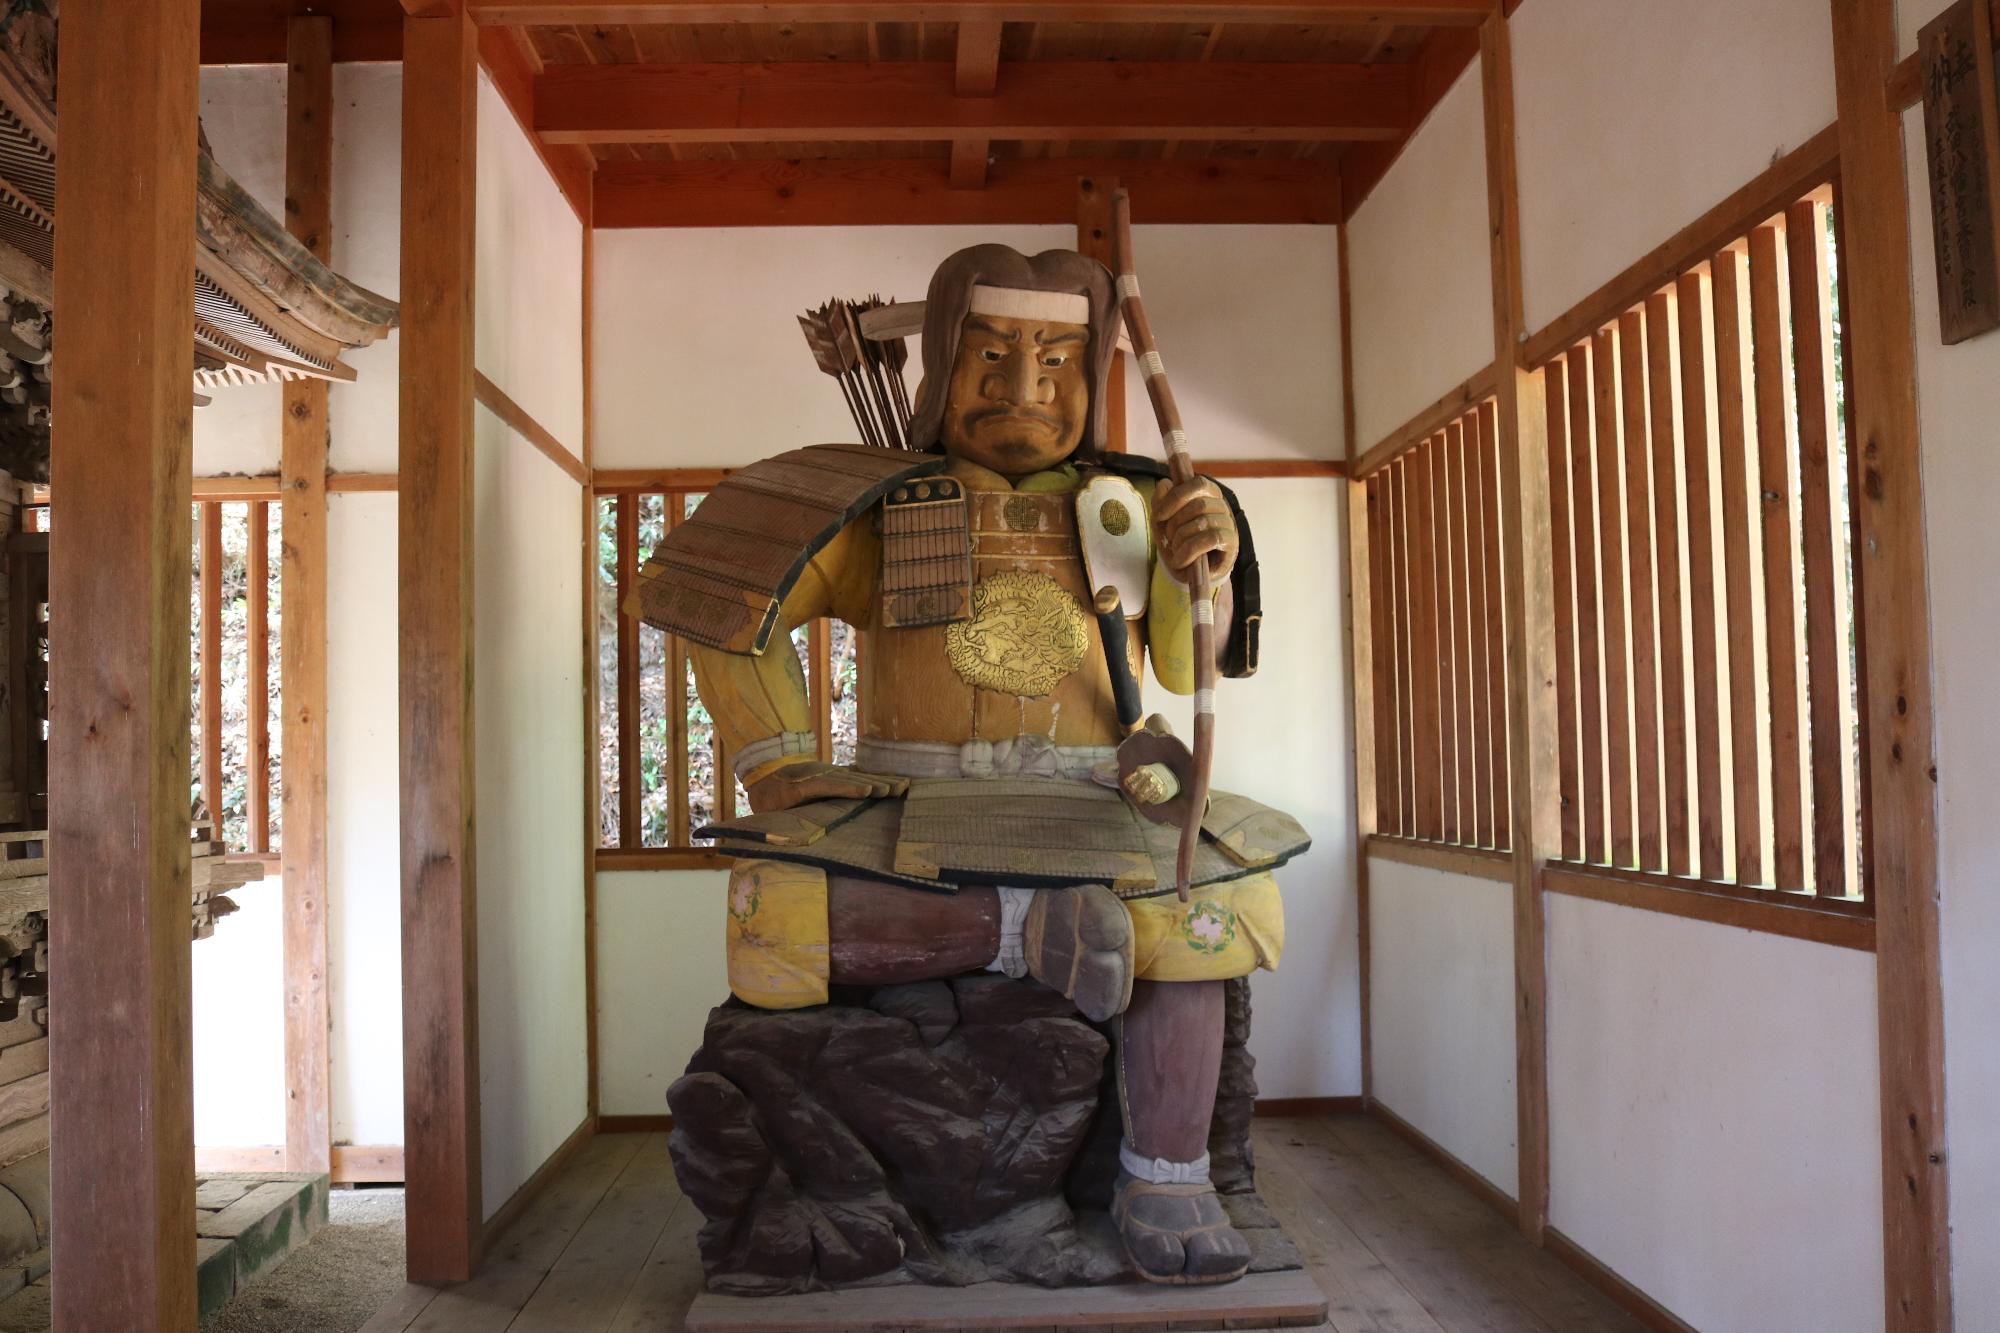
xmin=860 ymin=486 xmax=1142 ymax=749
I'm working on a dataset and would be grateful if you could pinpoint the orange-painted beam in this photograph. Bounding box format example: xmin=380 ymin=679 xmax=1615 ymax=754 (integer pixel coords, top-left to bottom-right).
xmin=593 ymin=154 xmax=1339 ymax=227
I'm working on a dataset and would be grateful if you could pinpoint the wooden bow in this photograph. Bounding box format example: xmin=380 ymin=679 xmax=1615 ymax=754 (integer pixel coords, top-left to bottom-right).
xmin=1110 ymin=188 xmax=1212 ymax=902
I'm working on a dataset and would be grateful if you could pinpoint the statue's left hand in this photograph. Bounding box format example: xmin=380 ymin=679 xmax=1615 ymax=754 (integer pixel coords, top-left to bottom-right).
xmin=1153 ymin=477 xmax=1238 ymax=584
xmin=746 ymin=761 xmax=910 ymax=814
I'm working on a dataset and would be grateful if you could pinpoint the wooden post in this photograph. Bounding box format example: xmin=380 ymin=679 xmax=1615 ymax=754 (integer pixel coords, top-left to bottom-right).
xmin=47 ymin=0 xmax=201 ymax=1327
xmin=582 ymin=194 xmax=600 ymax=1120
xmin=400 ymin=4 xmax=482 ymax=1284
xmin=1828 ymin=0 xmax=1953 ymax=1326
xmin=247 ymin=501 xmax=271 ymax=852
xmin=615 ymin=494 xmax=639 ymax=845
xmin=1481 ymin=7 xmax=1556 ymax=1243
xmin=1076 ymin=174 xmax=1127 ymax=452
xmin=281 ymin=12 xmax=334 ymax=1180
xmin=1338 ymin=220 xmax=1375 ymax=1103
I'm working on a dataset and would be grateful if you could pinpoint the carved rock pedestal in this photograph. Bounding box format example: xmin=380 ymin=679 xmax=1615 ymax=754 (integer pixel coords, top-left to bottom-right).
xmin=667 ymin=974 xmax=1297 ymax=1295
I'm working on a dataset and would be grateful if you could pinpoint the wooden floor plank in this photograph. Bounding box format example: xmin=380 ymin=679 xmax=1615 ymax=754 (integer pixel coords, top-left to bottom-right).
xmin=508 ymin=1136 xmax=683 ymax=1332
xmin=605 ymin=1192 xmax=704 ymax=1333
xmin=355 ymin=1283 xmax=442 ymax=1333
xmin=487 ymin=1134 xmax=645 ymax=1273
xmin=1313 ymin=1117 xmax=1639 ymax=1333
xmin=1251 ymin=1125 xmax=1447 ymax=1333
xmin=357 ymin=1114 xmax=1644 ymax=1333
xmin=1265 ymin=1120 xmax=1552 ymax=1332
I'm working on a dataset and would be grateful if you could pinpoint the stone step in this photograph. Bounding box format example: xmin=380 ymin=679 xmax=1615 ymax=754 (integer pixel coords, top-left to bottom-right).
xmin=0 ymin=1170 xmax=327 ymax=1328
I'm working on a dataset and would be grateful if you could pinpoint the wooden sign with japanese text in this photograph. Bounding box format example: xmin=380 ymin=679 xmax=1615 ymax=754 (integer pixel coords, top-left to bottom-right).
xmin=1921 ymin=0 xmax=2000 ymax=344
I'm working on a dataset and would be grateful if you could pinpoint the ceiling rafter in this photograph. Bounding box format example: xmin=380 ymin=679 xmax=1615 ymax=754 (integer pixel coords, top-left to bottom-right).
xmin=466 ymin=1 xmax=1493 ymax=25
xmin=534 ymin=59 xmax=1410 ymax=145
xmin=950 ymin=21 xmax=1001 ymax=189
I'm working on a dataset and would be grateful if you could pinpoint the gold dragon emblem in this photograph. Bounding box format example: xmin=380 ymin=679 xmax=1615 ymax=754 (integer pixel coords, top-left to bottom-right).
xmin=945 ymin=569 xmax=1089 ymax=697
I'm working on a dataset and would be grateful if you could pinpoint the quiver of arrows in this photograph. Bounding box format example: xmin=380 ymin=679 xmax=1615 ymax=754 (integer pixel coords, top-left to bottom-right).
xmin=798 ymin=296 xmax=912 ymax=449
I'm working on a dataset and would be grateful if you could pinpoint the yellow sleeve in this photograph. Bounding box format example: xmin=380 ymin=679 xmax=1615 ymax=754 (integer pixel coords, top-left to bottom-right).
xmin=689 ymin=515 xmax=878 ymax=785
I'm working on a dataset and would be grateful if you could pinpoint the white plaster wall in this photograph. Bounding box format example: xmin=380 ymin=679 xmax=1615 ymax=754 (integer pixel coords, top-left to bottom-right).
xmin=1511 ymin=0 xmax=1837 ymax=335
xmin=596 ymin=870 xmax=730 ymax=1116
xmin=1345 ymin=67 xmax=1493 ymax=451
xmin=1897 ymin=2 xmax=2000 ymax=1321
xmin=591 ymin=227 xmax=1356 ymax=1109
xmin=1365 ymin=858 xmax=1516 ymax=1197
xmin=327 ymin=493 xmax=402 ymax=1145
xmin=476 ymin=71 xmax=583 ymax=447
xmin=192 ymin=65 xmax=407 ymax=1150
xmin=473 ymin=79 xmax=591 ymax=1214
xmin=1140 ymin=476 xmax=1356 ymax=1098
xmin=1547 ymin=895 xmax=1883 ymax=1333
xmin=327 ymin=64 xmax=403 ymax=474
xmin=191 ymin=878 xmax=286 ymax=1145
xmin=472 ymin=405 xmax=589 ymax=1215
xmin=1107 ymin=227 xmax=1341 ymax=459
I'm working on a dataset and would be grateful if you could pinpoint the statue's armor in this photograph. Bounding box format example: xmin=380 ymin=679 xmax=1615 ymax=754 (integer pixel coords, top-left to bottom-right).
xmin=863 ymin=478 xmax=1138 ymax=752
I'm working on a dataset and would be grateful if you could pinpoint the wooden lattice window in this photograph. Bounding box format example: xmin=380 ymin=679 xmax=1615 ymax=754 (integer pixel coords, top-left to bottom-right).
xmin=191 ymin=499 xmax=280 ymax=855
xmin=595 ymin=485 xmax=858 ymax=854
xmin=1366 ymin=400 xmax=1512 ymax=851
xmin=1537 ymin=185 xmax=1864 ymax=906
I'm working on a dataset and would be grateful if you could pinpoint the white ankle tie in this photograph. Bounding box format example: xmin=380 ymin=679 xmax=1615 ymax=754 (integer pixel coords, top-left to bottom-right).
xmin=1120 ymin=1143 xmax=1211 ymax=1185
xmin=986 ymin=886 xmax=1034 ymax=978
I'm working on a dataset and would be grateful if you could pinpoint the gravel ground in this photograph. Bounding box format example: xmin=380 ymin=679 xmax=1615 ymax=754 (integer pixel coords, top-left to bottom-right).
xmin=201 ymin=1187 xmax=406 ymax=1333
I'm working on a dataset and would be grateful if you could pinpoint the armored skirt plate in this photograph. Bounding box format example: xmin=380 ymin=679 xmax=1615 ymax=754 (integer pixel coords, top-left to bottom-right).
xmin=684 ymin=1268 xmax=1330 ymax=1331
xmin=698 ymin=778 xmax=1311 ymax=898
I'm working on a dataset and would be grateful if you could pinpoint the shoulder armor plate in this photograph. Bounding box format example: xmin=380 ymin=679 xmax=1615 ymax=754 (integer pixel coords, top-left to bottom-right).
xmin=628 ymin=443 xmax=945 ymax=655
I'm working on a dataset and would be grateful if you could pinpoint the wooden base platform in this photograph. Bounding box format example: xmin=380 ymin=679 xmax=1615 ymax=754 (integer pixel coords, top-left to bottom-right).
xmin=686 ymin=1269 xmax=1329 ymax=1332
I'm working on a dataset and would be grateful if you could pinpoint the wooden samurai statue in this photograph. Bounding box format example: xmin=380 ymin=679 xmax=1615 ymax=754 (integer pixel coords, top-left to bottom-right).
xmin=631 ymin=244 xmax=1309 ymax=1287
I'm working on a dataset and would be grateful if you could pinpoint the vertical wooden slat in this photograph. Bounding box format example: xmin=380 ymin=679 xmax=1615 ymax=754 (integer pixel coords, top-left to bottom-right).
xmin=1711 ymin=246 xmax=1765 ymax=885
xmin=199 ymin=501 xmax=224 ymax=838
xmin=1464 ymin=411 xmax=1494 ymax=848
xmin=281 ymin=11 xmax=333 ymax=1182
xmin=1444 ymin=420 xmax=1472 ymax=844
xmin=1829 ymin=2 xmax=1951 ymax=1321
xmin=666 ymin=498 xmax=690 ymax=847
xmin=1390 ymin=460 xmax=1416 ymax=838
xmin=247 ymin=501 xmax=270 ymax=853
xmin=810 ymin=618 xmax=833 ymax=763
xmin=1433 ymin=425 xmax=1458 ymax=845
xmin=1645 ymin=290 xmax=1691 ymax=878
xmin=1832 ymin=176 xmax=1871 ymax=907
xmin=1543 ymin=361 xmax=1580 ymax=862
xmin=398 ymin=5 xmax=481 ymax=1285
xmin=1748 ymin=222 xmax=1806 ymax=891
xmin=1676 ymin=270 xmax=1727 ymax=881
xmin=1590 ymin=327 xmax=1634 ymax=866
xmin=1478 ymin=399 xmax=1509 ymax=850
xmin=1616 ymin=308 xmax=1662 ymax=871
xmin=1786 ymin=196 xmax=1850 ymax=897
xmin=1408 ymin=442 xmax=1443 ymax=840
xmin=1566 ymin=345 xmax=1605 ymax=863
xmin=614 ymin=494 xmax=639 ymax=846
xmin=47 ymin=0 xmax=200 ymax=1324
xmin=1367 ymin=476 xmax=1400 ymax=838
xmin=1453 ymin=417 xmax=1481 ymax=845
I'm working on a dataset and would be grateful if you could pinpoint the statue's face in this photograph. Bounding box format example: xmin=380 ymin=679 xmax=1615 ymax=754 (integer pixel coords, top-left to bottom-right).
xmin=939 ymin=312 xmax=1089 ymax=478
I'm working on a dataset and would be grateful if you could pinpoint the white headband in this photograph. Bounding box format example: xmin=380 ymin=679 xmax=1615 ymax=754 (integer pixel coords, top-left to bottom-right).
xmin=968 ymin=285 xmax=1090 ymax=325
